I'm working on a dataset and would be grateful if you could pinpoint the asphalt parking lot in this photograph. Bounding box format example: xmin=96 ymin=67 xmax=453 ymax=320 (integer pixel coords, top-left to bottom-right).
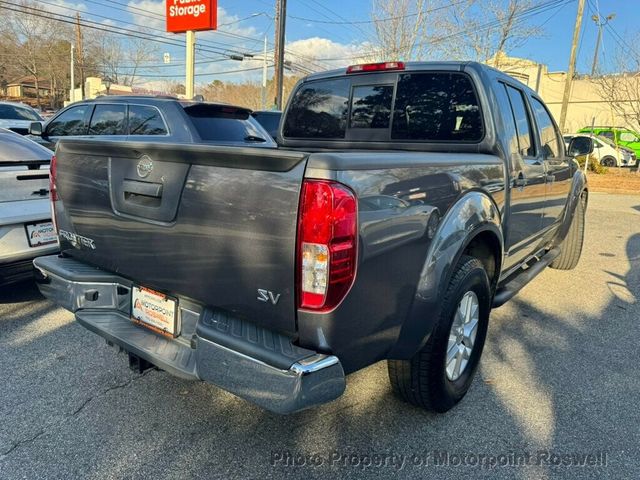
xmin=1 ymin=192 xmax=638 ymax=479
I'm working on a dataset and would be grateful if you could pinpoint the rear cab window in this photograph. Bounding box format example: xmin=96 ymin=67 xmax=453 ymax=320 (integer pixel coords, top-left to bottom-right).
xmin=282 ymin=71 xmax=484 ymax=143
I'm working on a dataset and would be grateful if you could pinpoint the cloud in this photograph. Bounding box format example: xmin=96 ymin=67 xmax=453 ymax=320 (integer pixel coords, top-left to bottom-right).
xmin=285 ymin=37 xmax=369 ymax=71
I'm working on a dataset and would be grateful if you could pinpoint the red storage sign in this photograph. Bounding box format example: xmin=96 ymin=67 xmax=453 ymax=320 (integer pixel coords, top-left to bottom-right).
xmin=166 ymin=0 xmax=217 ymax=33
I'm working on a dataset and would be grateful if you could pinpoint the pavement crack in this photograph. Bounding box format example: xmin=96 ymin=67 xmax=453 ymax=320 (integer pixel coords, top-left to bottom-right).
xmin=71 ymin=369 xmax=154 ymax=417
xmin=1 ymin=430 xmax=45 ymax=457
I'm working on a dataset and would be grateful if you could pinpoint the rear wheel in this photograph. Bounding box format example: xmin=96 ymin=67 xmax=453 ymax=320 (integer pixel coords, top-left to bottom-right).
xmin=550 ymin=195 xmax=586 ymax=270
xmin=388 ymin=255 xmax=491 ymax=412
xmin=601 ymin=156 xmax=617 ymax=167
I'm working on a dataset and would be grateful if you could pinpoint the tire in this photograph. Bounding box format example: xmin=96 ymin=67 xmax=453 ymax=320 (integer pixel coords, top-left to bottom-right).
xmin=550 ymin=195 xmax=585 ymax=270
xmin=388 ymin=255 xmax=491 ymax=412
xmin=601 ymin=156 xmax=617 ymax=167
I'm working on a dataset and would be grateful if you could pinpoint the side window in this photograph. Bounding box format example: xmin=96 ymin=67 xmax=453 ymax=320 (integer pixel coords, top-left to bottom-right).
xmin=46 ymin=105 xmax=89 ymax=136
xmin=620 ymin=131 xmax=640 ymax=143
xmin=128 ymin=105 xmax=168 ymax=135
xmin=531 ymin=97 xmax=561 ymax=159
xmin=504 ymin=85 xmax=535 ymax=157
xmin=600 ymin=131 xmax=614 ymax=141
xmin=88 ymin=104 xmax=127 ymax=135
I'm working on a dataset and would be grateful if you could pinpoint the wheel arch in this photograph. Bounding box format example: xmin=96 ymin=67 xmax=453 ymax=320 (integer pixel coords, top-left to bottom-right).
xmin=388 ymin=190 xmax=503 ymax=359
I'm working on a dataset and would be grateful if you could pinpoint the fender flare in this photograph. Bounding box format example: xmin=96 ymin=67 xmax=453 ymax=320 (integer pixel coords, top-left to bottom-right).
xmin=388 ymin=190 xmax=504 ymax=359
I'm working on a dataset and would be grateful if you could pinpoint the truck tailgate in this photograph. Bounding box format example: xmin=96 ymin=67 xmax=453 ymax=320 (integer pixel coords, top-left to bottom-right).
xmin=54 ymin=139 xmax=308 ymax=334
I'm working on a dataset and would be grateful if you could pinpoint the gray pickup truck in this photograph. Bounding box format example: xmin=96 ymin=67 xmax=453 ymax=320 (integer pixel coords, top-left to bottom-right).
xmin=34 ymin=62 xmax=592 ymax=414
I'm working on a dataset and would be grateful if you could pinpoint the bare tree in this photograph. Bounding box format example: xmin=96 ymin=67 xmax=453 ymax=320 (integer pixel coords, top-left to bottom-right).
xmin=593 ymin=39 xmax=640 ymax=131
xmin=431 ymin=0 xmax=542 ymax=64
xmin=369 ymin=0 xmax=432 ymax=61
xmin=88 ymin=32 xmax=159 ymax=87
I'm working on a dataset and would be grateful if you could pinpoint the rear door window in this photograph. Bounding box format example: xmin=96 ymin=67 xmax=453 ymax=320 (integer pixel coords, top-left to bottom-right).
xmin=283 ymin=78 xmax=350 ymax=138
xmin=531 ymin=97 xmax=562 ymax=159
xmin=46 ymin=105 xmax=89 ymax=136
xmin=504 ymin=85 xmax=535 ymax=157
xmin=88 ymin=104 xmax=127 ymax=135
xmin=391 ymin=73 xmax=483 ymax=142
xmin=128 ymin=105 xmax=168 ymax=135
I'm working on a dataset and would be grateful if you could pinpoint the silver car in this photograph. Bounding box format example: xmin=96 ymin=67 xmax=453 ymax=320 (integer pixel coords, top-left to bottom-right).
xmin=0 ymin=129 xmax=58 ymax=285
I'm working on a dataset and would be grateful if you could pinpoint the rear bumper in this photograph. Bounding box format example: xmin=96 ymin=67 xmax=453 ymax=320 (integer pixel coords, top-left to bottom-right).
xmin=33 ymin=255 xmax=345 ymax=414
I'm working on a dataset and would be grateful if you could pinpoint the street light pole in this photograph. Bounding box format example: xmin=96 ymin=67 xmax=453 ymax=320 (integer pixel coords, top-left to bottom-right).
xmin=274 ymin=0 xmax=287 ymax=109
xmin=591 ymin=13 xmax=615 ymax=75
xmin=262 ymin=36 xmax=268 ymax=110
xmin=559 ymin=0 xmax=586 ymax=133
xmin=70 ymin=44 xmax=75 ymax=103
xmin=186 ymin=30 xmax=196 ymax=99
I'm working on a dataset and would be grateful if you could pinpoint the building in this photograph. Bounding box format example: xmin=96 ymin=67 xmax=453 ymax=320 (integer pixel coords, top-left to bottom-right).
xmin=6 ymin=77 xmax=52 ymax=100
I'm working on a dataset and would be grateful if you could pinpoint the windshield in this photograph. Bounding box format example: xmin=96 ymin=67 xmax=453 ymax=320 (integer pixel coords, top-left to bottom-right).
xmin=0 ymin=104 xmax=42 ymax=121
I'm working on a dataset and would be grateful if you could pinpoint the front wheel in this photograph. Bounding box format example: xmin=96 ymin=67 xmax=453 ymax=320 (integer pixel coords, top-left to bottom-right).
xmin=550 ymin=195 xmax=586 ymax=270
xmin=601 ymin=156 xmax=617 ymax=167
xmin=388 ymin=255 xmax=491 ymax=412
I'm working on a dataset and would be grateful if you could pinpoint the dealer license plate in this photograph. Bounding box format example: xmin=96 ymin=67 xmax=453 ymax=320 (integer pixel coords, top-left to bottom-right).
xmin=25 ymin=221 xmax=57 ymax=247
xmin=131 ymin=286 xmax=178 ymax=336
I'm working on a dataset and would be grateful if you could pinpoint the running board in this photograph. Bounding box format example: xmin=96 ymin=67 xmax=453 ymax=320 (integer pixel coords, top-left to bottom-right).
xmin=492 ymin=248 xmax=560 ymax=308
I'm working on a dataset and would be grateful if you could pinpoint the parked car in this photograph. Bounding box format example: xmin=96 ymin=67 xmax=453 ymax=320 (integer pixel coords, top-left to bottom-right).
xmin=34 ymin=61 xmax=590 ymax=414
xmin=251 ymin=110 xmax=282 ymax=140
xmin=564 ymin=133 xmax=637 ymax=167
xmin=28 ymin=96 xmax=276 ymax=150
xmin=0 ymin=129 xmax=57 ymax=285
xmin=577 ymin=126 xmax=640 ymax=159
xmin=0 ymin=101 xmax=44 ymax=136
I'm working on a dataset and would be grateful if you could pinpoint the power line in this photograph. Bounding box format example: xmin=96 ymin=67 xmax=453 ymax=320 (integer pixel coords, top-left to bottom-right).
xmin=290 ymin=0 xmax=467 ymax=25
xmin=309 ymin=0 xmax=572 ymax=62
xmin=0 ymin=1 xmax=234 ymax=59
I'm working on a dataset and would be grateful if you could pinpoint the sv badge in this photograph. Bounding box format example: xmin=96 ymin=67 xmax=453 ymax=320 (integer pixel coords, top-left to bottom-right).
xmin=257 ymin=289 xmax=281 ymax=305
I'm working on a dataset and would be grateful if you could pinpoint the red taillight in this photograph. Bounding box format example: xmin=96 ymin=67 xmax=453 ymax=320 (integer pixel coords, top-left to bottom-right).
xmin=297 ymin=179 xmax=358 ymax=311
xmin=346 ymin=61 xmax=405 ymax=74
xmin=49 ymin=155 xmax=58 ymax=232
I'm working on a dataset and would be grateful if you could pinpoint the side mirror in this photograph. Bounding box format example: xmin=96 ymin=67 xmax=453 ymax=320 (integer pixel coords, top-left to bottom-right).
xmin=568 ymin=137 xmax=594 ymax=157
xmin=29 ymin=122 xmax=43 ymax=136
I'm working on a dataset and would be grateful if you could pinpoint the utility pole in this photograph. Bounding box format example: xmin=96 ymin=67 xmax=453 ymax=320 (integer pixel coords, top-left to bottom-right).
xmin=262 ymin=36 xmax=268 ymax=110
xmin=185 ymin=30 xmax=196 ymax=99
xmin=559 ymin=0 xmax=585 ymax=133
xmin=75 ymin=13 xmax=85 ymax=100
xmin=274 ymin=0 xmax=287 ymax=109
xmin=591 ymin=13 xmax=615 ymax=75
xmin=70 ymin=45 xmax=75 ymax=103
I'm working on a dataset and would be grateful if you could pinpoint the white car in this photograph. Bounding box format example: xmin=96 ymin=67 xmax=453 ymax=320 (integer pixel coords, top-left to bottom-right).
xmin=0 ymin=129 xmax=58 ymax=285
xmin=0 ymin=101 xmax=45 ymax=136
xmin=564 ymin=133 xmax=637 ymax=167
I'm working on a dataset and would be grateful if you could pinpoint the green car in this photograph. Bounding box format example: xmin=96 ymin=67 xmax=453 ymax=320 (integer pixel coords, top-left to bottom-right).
xmin=577 ymin=126 xmax=640 ymax=158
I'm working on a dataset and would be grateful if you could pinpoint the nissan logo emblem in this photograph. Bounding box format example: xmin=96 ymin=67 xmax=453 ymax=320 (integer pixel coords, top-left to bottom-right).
xmin=137 ymin=156 xmax=153 ymax=178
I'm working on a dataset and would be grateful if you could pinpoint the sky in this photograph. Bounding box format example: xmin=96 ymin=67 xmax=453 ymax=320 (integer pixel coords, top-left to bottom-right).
xmin=25 ymin=0 xmax=640 ymax=87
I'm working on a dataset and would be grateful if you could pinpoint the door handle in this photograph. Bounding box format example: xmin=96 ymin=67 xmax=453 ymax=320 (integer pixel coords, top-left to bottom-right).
xmin=513 ymin=173 xmax=527 ymax=189
xmin=122 ymin=179 xmax=163 ymax=198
